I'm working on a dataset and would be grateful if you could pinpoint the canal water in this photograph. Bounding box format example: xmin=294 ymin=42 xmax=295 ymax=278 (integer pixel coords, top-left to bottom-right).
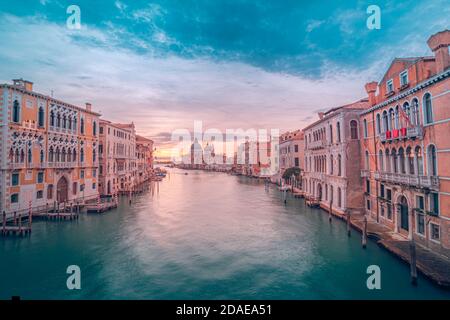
xmin=1 ymin=169 xmax=449 ymax=299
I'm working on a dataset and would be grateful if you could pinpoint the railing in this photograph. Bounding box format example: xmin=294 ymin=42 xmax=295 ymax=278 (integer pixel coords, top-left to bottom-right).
xmin=47 ymin=162 xmax=77 ymax=168
xmin=380 ymin=126 xmax=423 ymax=143
xmin=374 ymin=171 xmax=439 ymax=189
xmin=307 ymin=140 xmax=329 ymax=150
xmin=361 ymin=169 xmax=370 ymax=178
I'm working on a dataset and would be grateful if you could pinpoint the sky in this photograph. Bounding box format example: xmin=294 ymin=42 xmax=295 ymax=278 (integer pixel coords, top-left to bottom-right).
xmin=0 ymin=0 xmax=449 ymax=158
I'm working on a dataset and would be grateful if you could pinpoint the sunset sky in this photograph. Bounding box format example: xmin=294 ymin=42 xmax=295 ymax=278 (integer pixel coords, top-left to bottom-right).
xmin=0 ymin=0 xmax=448 ymax=158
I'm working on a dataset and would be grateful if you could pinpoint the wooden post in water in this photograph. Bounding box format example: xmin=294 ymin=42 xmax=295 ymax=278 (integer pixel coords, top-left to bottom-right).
xmin=13 ymin=211 xmax=17 ymax=226
xmin=29 ymin=204 xmax=33 ymax=229
xmin=2 ymin=211 xmax=6 ymax=235
xmin=362 ymin=215 xmax=367 ymax=249
xmin=329 ymin=200 xmax=333 ymax=223
xmin=346 ymin=210 xmax=351 ymax=237
xmin=410 ymin=238 xmax=418 ymax=286
xmin=18 ymin=213 xmax=22 ymax=235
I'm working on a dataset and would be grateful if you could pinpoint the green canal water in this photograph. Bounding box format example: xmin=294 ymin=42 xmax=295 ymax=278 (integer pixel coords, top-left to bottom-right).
xmin=1 ymin=169 xmax=449 ymax=299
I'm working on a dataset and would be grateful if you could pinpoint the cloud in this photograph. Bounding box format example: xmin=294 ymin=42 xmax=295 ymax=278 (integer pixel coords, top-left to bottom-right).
xmin=306 ymin=19 xmax=325 ymax=33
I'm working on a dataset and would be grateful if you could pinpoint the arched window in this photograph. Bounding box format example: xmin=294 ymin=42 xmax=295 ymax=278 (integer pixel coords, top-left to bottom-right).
xmin=15 ymin=149 xmax=20 ymax=163
xmin=73 ymin=117 xmax=77 ymax=132
xmin=428 ymin=145 xmax=437 ymax=176
xmin=337 ymin=187 xmax=342 ymax=207
xmin=382 ymin=110 xmax=389 ymax=131
xmin=63 ymin=115 xmax=67 ymax=128
xmin=20 ymin=149 xmax=25 ymax=163
xmin=423 ymin=93 xmax=433 ymax=124
xmin=363 ymin=119 xmax=368 ymax=138
xmin=330 ymin=185 xmax=334 ymax=202
xmin=80 ymin=118 xmax=84 ymax=134
xmin=376 ymin=114 xmax=381 ymax=135
xmin=411 ymin=98 xmax=420 ymax=125
xmin=338 ymin=154 xmax=342 ymax=176
xmin=406 ymin=147 xmax=414 ymax=174
xmin=93 ymin=149 xmax=96 ymax=162
xmin=415 ymin=146 xmax=423 ymax=175
xmin=49 ymin=146 xmax=54 ymax=162
xmin=27 ymin=148 xmax=32 ymax=164
xmin=329 ymin=124 xmax=333 ymax=144
xmin=40 ymin=149 xmax=44 ymax=163
xmin=385 ymin=149 xmax=391 ymax=172
xmin=330 ymin=155 xmax=334 ymax=175
xmin=402 ymin=102 xmax=410 ymax=126
xmin=72 ymin=149 xmax=77 ymax=162
xmin=61 ymin=148 xmax=66 ymax=162
xmin=394 ymin=105 xmax=399 ymax=129
xmin=12 ymin=100 xmax=20 ymax=123
xmin=398 ymin=147 xmax=405 ymax=174
xmin=47 ymin=184 xmax=53 ymax=199
xmin=391 ymin=149 xmax=398 ymax=173
xmin=56 ymin=112 xmax=61 ymax=127
xmin=93 ymin=122 xmax=97 ymax=136
xmin=80 ymin=148 xmax=84 ymax=162
xmin=38 ymin=106 xmax=45 ymax=127
xmin=389 ymin=108 xmax=395 ymax=130
xmin=378 ymin=150 xmax=384 ymax=171
xmin=365 ymin=150 xmax=370 ymax=170
xmin=350 ymin=120 xmax=358 ymax=139
xmin=55 ymin=147 xmax=60 ymax=162
xmin=9 ymin=148 xmax=14 ymax=162
xmin=337 ymin=122 xmax=341 ymax=142
xmin=50 ymin=111 xmax=55 ymax=126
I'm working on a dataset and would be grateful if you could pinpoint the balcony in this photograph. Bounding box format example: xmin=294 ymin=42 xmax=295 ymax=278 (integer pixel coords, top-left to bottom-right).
xmin=380 ymin=126 xmax=423 ymax=143
xmin=361 ymin=169 xmax=370 ymax=178
xmin=374 ymin=171 xmax=439 ymax=190
xmin=47 ymin=162 xmax=77 ymax=169
xmin=307 ymin=140 xmax=329 ymax=150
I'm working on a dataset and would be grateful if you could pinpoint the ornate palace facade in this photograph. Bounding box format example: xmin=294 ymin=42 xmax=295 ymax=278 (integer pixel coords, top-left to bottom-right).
xmin=0 ymin=79 xmax=100 ymax=213
xmin=360 ymin=30 xmax=450 ymax=255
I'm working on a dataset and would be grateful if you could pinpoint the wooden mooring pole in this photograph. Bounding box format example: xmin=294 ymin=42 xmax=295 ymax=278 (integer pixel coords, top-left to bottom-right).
xmin=346 ymin=210 xmax=351 ymax=237
xmin=410 ymin=239 xmax=418 ymax=286
xmin=329 ymin=200 xmax=333 ymax=223
xmin=362 ymin=215 xmax=367 ymax=249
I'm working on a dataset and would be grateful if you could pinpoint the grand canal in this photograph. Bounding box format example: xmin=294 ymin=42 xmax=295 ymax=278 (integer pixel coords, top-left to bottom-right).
xmin=1 ymin=169 xmax=449 ymax=299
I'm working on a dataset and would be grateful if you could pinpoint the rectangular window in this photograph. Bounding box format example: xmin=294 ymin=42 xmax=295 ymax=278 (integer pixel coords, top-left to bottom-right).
xmin=366 ymin=199 xmax=371 ymax=210
xmin=416 ymin=195 xmax=424 ymax=211
xmin=80 ymin=184 xmax=85 ymax=192
xmin=11 ymin=173 xmax=19 ymax=186
xmin=294 ymin=158 xmax=299 ymax=167
xmin=386 ymin=189 xmax=392 ymax=201
xmin=99 ymin=126 xmax=104 ymax=134
xmin=430 ymin=223 xmax=440 ymax=242
xmin=80 ymin=170 xmax=85 ymax=179
xmin=294 ymin=145 xmax=298 ymax=152
xmin=380 ymin=206 xmax=385 ymax=217
xmin=37 ymin=172 xmax=44 ymax=183
xmin=36 ymin=190 xmax=43 ymax=199
xmin=380 ymin=184 xmax=385 ymax=198
xmin=430 ymin=193 xmax=439 ymax=215
xmin=366 ymin=179 xmax=370 ymax=193
xmin=386 ymin=79 xmax=394 ymax=93
xmin=400 ymin=70 xmax=408 ymax=86
xmin=92 ymin=183 xmax=96 ymax=189
xmin=416 ymin=214 xmax=425 ymax=235
xmin=387 ymin=204 xmax=392 ymax=220
xmin=11 ymin=193 xmax=19 ymax=203
xmin=93 ymin=169 xmax=97 ymax=177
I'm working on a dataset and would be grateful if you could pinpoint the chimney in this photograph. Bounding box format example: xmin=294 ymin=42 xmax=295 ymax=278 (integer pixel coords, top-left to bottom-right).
xmin=318 ymin=112 xmax=325 ymax=119
xmin=365 ymin=81 xmax=378 ymax=106
xmin=427 ymin=30 xmax=450 ymax=73
xmin=85 ymin=102 xmax=92 ymax=111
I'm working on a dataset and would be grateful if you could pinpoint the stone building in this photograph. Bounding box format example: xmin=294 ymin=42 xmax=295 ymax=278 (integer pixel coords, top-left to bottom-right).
xmin=0 ymin=79 xmax=100 ymax=213
xmin=279 ymin=130 xmax=304 ymax=182
xmin=136 ymin=135 xmax=154 ymax=185
xmin=303 ymin=98 xmax=369 ymax=216
xmin=98 ymin=120 xmax=137 ymax=195
xmin=360 ymin=30 xmax=450 ymax=255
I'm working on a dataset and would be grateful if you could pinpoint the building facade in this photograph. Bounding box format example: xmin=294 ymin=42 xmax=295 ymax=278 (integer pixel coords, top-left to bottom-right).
xmin=136 ymin=135 xmax=154 ymax=184
xmin=0 ymin=79 xmax=100 ymax=213
xmin=360 ymin=30 xmax=450 ymax=255
xmin=303 ymin=99 xmax=369 ymax=216
xmin=279 ymin=130 xmax=304 ymax=180
xmin=98 ymin=120 xmax=138 ymax=195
